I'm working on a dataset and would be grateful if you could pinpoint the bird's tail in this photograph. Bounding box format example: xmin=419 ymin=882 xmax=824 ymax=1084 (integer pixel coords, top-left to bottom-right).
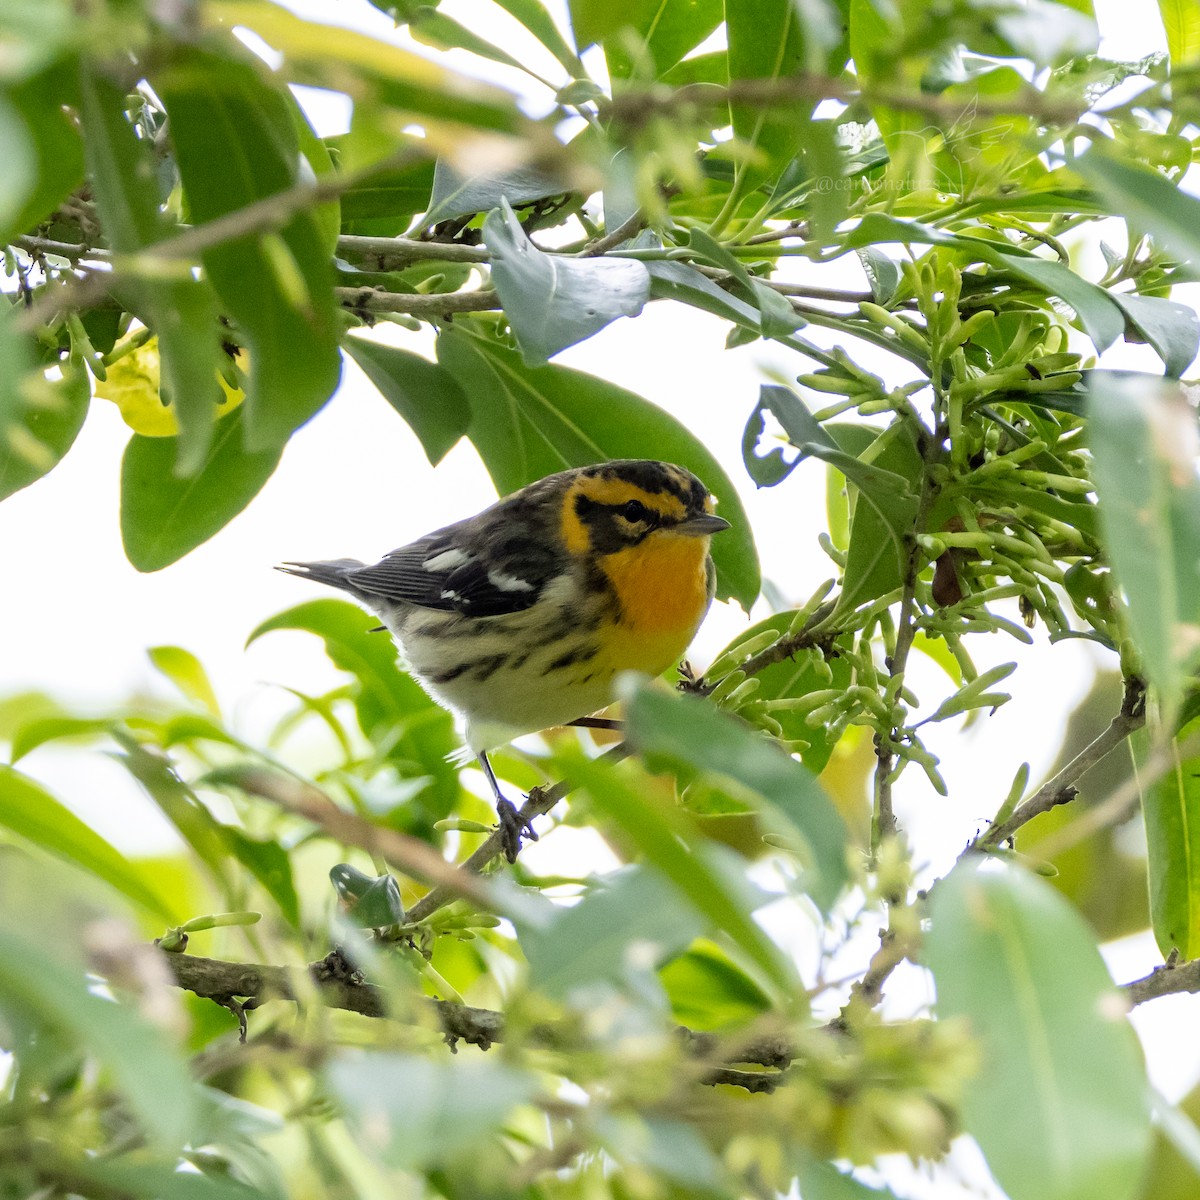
xmin=275 ymin=559 xmax=365 ymax=593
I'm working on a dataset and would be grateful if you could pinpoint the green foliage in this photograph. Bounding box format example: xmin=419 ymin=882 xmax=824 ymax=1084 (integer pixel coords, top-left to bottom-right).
xmin=5 ymin=0 xmax=1200 ymax=1197
xmin=927 ymin=860 xmax=1152 ymax=1200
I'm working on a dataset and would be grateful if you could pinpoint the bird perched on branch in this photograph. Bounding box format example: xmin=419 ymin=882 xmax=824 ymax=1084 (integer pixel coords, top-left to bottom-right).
xmin=279 ymin=459 xmax=730 ymax=861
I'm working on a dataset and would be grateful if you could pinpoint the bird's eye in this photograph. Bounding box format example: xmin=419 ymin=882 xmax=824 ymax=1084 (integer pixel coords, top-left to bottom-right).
xmin=616 ymin=499 xmax=652 ymax=523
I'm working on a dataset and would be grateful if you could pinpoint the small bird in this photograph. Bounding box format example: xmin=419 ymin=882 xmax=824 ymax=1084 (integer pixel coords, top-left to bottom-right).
xmin=279 ymin=459 xmax=730 ymax=861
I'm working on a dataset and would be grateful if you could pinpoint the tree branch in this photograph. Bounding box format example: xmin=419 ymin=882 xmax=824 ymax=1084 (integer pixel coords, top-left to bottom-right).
xmin=1122 ymin=955 xmax=1200 ymax=1007
xmin=604 ymin=75 xmax=1087 ymax=129
xmin=976 ymin=676 xmax=1146 ymax=848
xmin=159 ymin=950 xmax=793 ymax=1077
xmin=334 ymin=286 xmax=501 ymax=317
xmin=336 ymin=234 xmax=490 ymax=266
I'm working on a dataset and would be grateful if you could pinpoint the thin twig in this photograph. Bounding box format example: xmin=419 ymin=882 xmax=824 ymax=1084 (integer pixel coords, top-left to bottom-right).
xmin=874 ymin=433 xmax=941 ymax=844
xmin=230 ymin=767 xmax=498 ymax=909
xmin=576 ymin=210 xmax=646 ymax=257
xmin=12 ymin=234 xmax=106 ymax=261
xmin=1030 ymin=724 xmax=1200 ymax=861
xmin=977 ymin=676 xmax=1146 ymax=848
xmin=14 ymin=149 xmax=423 ymax=332
xmin=405 ymin=745 xmax=630 ymax=924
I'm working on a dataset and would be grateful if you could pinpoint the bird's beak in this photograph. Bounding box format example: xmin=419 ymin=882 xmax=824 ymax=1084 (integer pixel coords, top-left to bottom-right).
xmin=674 ymin=514 xmax=732 ymax=536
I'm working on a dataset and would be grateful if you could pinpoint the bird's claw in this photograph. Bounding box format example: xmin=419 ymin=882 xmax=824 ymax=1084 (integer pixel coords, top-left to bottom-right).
xmin=495 ymin=798 xmax=538 ymax=864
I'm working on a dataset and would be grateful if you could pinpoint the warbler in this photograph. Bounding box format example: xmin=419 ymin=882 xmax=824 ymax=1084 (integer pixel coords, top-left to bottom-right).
xmin=279 ymin=459 xmax=730 ymax=860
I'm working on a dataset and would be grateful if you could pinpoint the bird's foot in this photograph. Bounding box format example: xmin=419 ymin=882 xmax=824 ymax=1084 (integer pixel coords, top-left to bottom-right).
xmin=495 ymin=798 xmax=538 ymax=864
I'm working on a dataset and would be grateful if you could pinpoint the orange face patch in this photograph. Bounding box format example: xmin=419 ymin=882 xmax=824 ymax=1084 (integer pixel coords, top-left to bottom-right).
xmin=560 ymin=476 xmax=690 ymax=555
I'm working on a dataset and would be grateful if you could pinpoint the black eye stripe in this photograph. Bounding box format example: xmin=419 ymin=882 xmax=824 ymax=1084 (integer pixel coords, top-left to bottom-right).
xmin=615 ymin=499 xmax=654 ymax=523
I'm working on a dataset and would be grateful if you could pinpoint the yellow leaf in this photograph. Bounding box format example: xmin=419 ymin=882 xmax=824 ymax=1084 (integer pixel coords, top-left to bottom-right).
xmin=96 ymin=336 xmax=245 ymax=436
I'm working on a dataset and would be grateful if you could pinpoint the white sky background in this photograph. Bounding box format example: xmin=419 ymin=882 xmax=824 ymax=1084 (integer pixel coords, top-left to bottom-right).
xmin=2 ymin=1 xmax=1197 ymax=1192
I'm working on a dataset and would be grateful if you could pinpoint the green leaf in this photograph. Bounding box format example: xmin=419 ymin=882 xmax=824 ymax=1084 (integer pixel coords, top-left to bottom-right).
xmin=120 ymin=407 xmax=282 ymax=572
xmin=147 ymin=646 xmax=221 ymax=717
xmin=596 ymin=0 xmax=724 ymax=81
xmin=10 ymin=715 xmax=115 ymax=762
xmin=1087 ymin=372 xmax=1200 ymax=722
xmin=483 ymin=198 xmax=650 ymax=363
xmin=926 ymin=859 xmax=1152 ymax=1200
xmin=436 ymin=320 xmax=760 ymax=608
xmin=795 ymin=1158 xmax=906 ymax=1200
xmin=1002 ymin=255 xmax=1124 ymax=354
xmin=597 ymin=1114 xmax=728 ymax=1192
xmin=835 ymin=422 xmax=925 ymax=615
xmin=521 ymin=864 xmax=703 ymax=1001
xmin=842 ymin=215 xmax=1125 ymax=353
xmin=686 ymin=228 xmax=804 ymax=338
xmin=857 ymin=247 xmax=901 ymax=305
xmin=343 ymin=335 xmax=469 ymax=465
xmin=1076 ymin=150 xmax=1200 ymax=285
xmin=424 ymin=159 xmax=570 ymax=226
xmin=708 ymin=613 xmax=852 ymax=773
xmin=1160 ymin=0 xmax=1200 ymax=66
xmin=2 ymin=64 xmax=84 ymax=241
xmin=0 ymin=343 xmax=89 ymax=502
xmin=0 ymin=765 xmax=175 ymax=920
xmin=991 ymin=1 xmax=1097 ymax=66
xmin=621 ymin=679 xmax=848 ymax=914
xmin=1145 ymin=724 xmax=1200 ymax=959
xmin=223 ymin=827 xmax=302 ymax=929
xmin=0 ymin=922 xmax=200 ymax=1148
xmin=659 ymin=939 xmax=773 ymax=1030
xmin=726 ymin=0 xmax=812 ymax=194
xmin=247 ymin=599 xmax=460 ymax=823
xmin=1110 ymin=292 xmax=1199 ymax=378
xmin=743 ymin=385 xmax=917 ymax=515
xmin=334 ymin=153 xmax=435 ymax=225
xmin=564 ymin=750 xmax=798 ymax=996
xmin=66 ymin=1162 xmax=265 ymax=1200
xmin=328 ymin=1051 xmax=535 ymax=1171
xmin=78 ymin=64 xmax=226 ymax=475
xmin=648 ymin=259 xmax=768 ymax=333
xmin=111 ymin=728 xmax=230 ymax=876
xmin=154 ymin=49 xmax=341 ymax=453
xmin=404 ymin=9 xmax=530 ymax=79
xmin=492 ymin=0 xmax=584 ymax=75
xmin=0 ymin=93 xmax=39 ymax=236
xmin=209 ymin=0 xmax=528 ymax=134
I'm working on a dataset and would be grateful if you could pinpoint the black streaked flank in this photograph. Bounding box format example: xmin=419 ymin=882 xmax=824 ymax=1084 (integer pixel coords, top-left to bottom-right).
xmin=471 ymin=654 xmax=508 ymax=682
xmin=548 ymin=643 xmax=598 ymax=672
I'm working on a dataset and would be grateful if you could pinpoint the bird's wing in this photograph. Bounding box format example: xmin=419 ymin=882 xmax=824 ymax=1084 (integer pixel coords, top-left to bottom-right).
xmin=344 ymin=525 xmax=561 ymax=617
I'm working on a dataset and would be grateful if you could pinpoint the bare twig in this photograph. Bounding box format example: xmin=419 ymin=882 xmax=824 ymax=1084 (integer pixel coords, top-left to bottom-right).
xmin=977 ymin=677 xmax=1146 ymax=848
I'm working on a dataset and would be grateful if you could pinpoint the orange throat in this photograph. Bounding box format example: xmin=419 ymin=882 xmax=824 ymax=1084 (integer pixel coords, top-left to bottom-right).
xmin=600 ymin=534 xmax=712 ymax=674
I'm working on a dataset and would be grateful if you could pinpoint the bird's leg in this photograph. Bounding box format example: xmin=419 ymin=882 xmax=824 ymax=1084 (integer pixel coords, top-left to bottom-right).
xmin=478 ymin=750 xmax=538 ymax=863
